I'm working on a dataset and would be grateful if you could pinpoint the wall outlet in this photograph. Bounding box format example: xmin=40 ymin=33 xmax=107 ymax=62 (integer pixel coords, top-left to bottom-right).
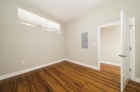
xmin=22 ymin=61 xmax=25 ymax=64
xmin=75 ymin=55 xmax=76 ymax=57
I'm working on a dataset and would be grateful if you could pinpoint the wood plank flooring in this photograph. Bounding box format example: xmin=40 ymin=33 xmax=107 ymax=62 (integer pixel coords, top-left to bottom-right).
xmin=0 ymin=61 xmax=140 ymax=92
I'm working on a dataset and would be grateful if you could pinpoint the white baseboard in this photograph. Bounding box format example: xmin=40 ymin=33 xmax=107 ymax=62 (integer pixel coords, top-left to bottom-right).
xmin=0 ymin=59 xmax=65 ymax=80
xmin=1 ymin=58 xmax=139 ymax=84
xmin=134 ymin=77 xmax=140 ymax=83
xmin=65 ymin=59 xmax=99 ymax=70
xmin=100 ymin=61 xmax=120 ymax=66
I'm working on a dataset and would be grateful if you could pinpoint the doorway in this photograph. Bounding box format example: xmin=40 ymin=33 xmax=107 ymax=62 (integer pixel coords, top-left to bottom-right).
xmin=97 ymin=21 xmax=120 ymax=70
xmin=97 ymin=17 xmax=135 ymax=92
xmin=100 ymin=24 xmax=121 ymax=67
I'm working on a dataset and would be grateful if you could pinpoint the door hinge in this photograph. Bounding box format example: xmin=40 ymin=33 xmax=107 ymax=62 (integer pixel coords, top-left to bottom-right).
xmin=130 ymin=68 xmax=131 ymax=72
xmin=130 ymin=25 xmax=133 ymax=29
xmin=130 ymin=47 xmax=132 ymax=50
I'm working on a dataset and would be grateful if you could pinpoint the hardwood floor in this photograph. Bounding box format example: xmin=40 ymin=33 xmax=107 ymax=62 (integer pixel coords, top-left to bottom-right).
xmin=0 ymin=61 xmax=140 ymax=92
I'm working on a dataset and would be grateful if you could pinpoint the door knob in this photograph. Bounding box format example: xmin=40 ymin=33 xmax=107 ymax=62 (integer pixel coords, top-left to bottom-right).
xmin=123 ymin=55 xmax=127 ymax=57
xmin=118 ymin=55 xmax=123 ymax=57
xmin=118 ymin=55 xmax=126 ymax=57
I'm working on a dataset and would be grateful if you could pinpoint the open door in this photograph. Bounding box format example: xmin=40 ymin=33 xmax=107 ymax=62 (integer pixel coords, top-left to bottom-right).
xmin=120 ymin=11 xmax=131 ymax=92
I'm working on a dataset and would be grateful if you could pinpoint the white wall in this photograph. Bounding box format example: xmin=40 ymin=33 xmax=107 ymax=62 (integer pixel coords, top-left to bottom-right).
xmin=100 ymin=25 xmax=121 ymax=64
xmin=66 ymin=0 xmax=140 ymax=78
xmin=0 ymin=0 xmax=140 ymax=79
xmin=0 ymin=0 xmax=65 ymax=76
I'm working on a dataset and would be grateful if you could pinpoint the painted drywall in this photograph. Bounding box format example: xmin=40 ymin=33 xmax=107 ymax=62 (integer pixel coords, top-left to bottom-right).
xmin=100 ymin=25 xmax=121 ymax=64
xmin=66 ymin=0 xmax=140 ymax=78
xmin=0 ymin=0 xmax=65 ymax=76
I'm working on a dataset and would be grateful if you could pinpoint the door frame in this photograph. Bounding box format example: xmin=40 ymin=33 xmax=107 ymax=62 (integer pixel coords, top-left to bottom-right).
xmin=97 ymin=17 xmax=135 ymax=81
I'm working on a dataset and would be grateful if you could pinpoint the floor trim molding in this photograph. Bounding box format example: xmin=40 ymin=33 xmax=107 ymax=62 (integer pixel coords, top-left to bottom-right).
xmin=1 ymin=58 xmax=139 ymax=83
xmin=0 ymin=59 xmax=65 ymax=80
xmin=65 ymin=59 xmax=99 ymax=70
xmin=100 ymin=61 xmax=121 ymax=66
xmin=134 ymin=77 xmax=140 ymax=83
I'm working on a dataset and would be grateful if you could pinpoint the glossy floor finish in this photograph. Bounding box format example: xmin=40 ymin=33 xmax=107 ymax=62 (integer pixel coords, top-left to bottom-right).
xmin=0 ymin=61 xmax=140 ymax=92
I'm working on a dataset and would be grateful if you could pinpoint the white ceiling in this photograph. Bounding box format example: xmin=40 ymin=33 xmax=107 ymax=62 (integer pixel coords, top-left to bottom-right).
xmin=18 ymin=0 xmax=113 ymax=23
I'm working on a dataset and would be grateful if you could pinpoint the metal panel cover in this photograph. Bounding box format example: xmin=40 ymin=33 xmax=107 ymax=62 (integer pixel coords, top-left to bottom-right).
xmin=82 ymin=32 xmax=88 ymax=48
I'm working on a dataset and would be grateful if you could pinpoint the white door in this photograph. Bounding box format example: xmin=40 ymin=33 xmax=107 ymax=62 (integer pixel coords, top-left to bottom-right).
xmin=120 ymin=11 xmax=131 ymax=92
